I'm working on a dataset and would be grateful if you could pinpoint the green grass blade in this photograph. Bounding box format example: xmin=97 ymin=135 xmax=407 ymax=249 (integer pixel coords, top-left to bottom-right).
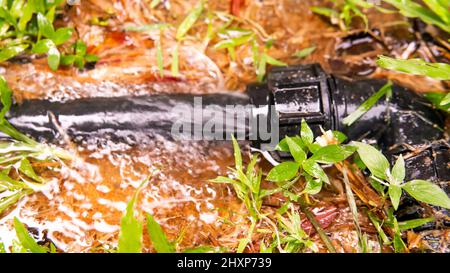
xmin=146 ymin=213 xmax=175 ymax=253
xmin=343 ymin=81 xmax=392 ymax=126
xmin=377 ymin=56 xmax=450 ymax=80
xmin=176 ymin=0 xmax=203 ymax=40
xmin=13 ymin=217 xmax=48 ymax=253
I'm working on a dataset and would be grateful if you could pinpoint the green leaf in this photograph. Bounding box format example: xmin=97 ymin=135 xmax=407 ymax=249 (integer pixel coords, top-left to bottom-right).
xmin=231 ymin=135 xmax=242 ymax=172
xmin=124 ymin=23 xmax=170 ymax=32
xmin=266 ymin=162 xmax=300 ymax=182
xmin=352 ymin=142 xmax=390 ymax=180
xmin=0 ymin=7 xmax=16 ymax=25
xmin=34 ymin=0 xmax=46 ymax=13
xmin=37 ymin=12 xmax=54 ymax=38
xmin=18 ymin=0 xmax=35 ymax=31
xmin=388 ymin=185 xmax=402 ymax=210
xmin=52 ymin=27 xmax=73 ymax=45
xmin=0 ymin=75 xmax=12 ymax=119
xmin=383 ymin=0 xmax=449 ymax=33
xmin=424 ymin=92 xmax=449 ymax=113
xmin=60 ymin=54 xmax=76 ymax=66
xmin=303 ymin=177 xmax=322 ymax=195
xmin=176 ymin=0 xmax=203 ymax=40
xmin=146 ymin=213 xmax=175 ymax=253
xmin=376 ymin=56 xmax=450 ymax=80
xmin=423 ymin=0 xmax=450 ymax=24
xmin=276 ymin=136 xmax=305 ymax=152
xmin=13 ymin=217 xmax=47 ymax=253
xmin=402 ymin=180 xmax=450 ymax=209
xmin=310 ymin=6 xmax=337 ymax=18
xmin=332 ymin=131 xmax=348 ymax=144
xmin=11 ymin=0 xmax=26 ymax=19
xmin=237 ymin=220 xmax=255 ymax=253
xmin=47 ymin=46 xmax=60 ymax=71
xmin=19 ymin=158 xmax=44 ymax=183
xmin=32 ymin=39 xmax=53 ymax=54
xmin=398 ymin=217 xmax=435 ymax=231
xmin=300 ymin=119 xmax=314 ymax=146
xmin=117 ymin=186 xmax=144 ymax=253
xmin=256 ymin=49 xmax=267 ymax=82
xmin=85 ymin=54 xmax=99 ymax=63
xmin=74 ymin=40 xmax=87 ymax=56
xmin=209 ymin=176 xmax=235 ymax=184
xmin=309 ymin=144 xmax=355 ymax=164
xmin=440 ymin=93 xmax=450 ymax=106
xmin=293 ymin=46 xmax=316 ymax=58
xmin=72 ymin=55 xmax=85 ymax=69
xmin=392 ymin=217 xmax=407 ymax=253
xmin=343 ymin=81 xmax=392 ymax=126
xmin=0 ymin=44 xmax=28 ymax=62
xmin=285 ymin=136 xmax=306 ymax=164
xmin=302 ymin=159 xmax=329 ymax=184
xmin=0 ymin=191 xmax=28 ymax=214
xmin=391 ymin=155 xmax=405 ymax=184
xmin=265 ymin=54 xmax=287 ymax=66
xmin=45 ymin=5 xmax=55 ymax=23
xmin=214 ymin=34 xmax=255 ymax=49
xmin=367 ymin=211 xmax=390 ymax=244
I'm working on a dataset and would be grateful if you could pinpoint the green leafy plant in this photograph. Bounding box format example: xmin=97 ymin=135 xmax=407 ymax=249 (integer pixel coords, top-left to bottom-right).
xmin=0 ymin=0 xmax=97 ymax=70
xmin=60 ymin=40 xmax=99 ymax=69
xmin=210 ymin=135 xmax=269 ymax=222
xmin=274 ymin=205 xmax=318 ymax=253
xmin=0 ymin=76 xmax=72 ymax=215
xmin=31 ymin=12 xmax=73 ymax=70
xmin=311 ymin=0 xmax=378 ymax=31
xmin=215 ymin=28 xmax=255 ymax=60
xmin=118 ymin=176 xmax=224 ymax=253
xmin=270 ymin=119 xmax=355 ymax=194
xmin=353 ymin=141 xmax=450 ymax=210
xmin=210 ymin=126 xmax=353 ymax=253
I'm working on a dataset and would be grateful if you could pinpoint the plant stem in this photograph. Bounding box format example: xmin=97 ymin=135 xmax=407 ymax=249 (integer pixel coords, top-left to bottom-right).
xmin=298 ymin=196 xmax=336 ymax=253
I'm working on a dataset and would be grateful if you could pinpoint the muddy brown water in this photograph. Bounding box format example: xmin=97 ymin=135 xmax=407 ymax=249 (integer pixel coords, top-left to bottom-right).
xmin=0 ymin=138 xmax=377 ymax=252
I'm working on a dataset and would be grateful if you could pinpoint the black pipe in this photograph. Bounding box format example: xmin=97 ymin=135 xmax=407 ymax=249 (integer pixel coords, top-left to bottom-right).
xmin=6 ymin=93 xmax=251 ymax=145
xmin=6 ymin=65 xmax=448 ymax=182
xmin=4 ymin=64 xmax=449 ymax=230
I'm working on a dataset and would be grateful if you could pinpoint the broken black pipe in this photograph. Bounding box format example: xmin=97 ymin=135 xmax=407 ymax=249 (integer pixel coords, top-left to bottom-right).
xmin=4 ymin=64 xmax=449 ymax=228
